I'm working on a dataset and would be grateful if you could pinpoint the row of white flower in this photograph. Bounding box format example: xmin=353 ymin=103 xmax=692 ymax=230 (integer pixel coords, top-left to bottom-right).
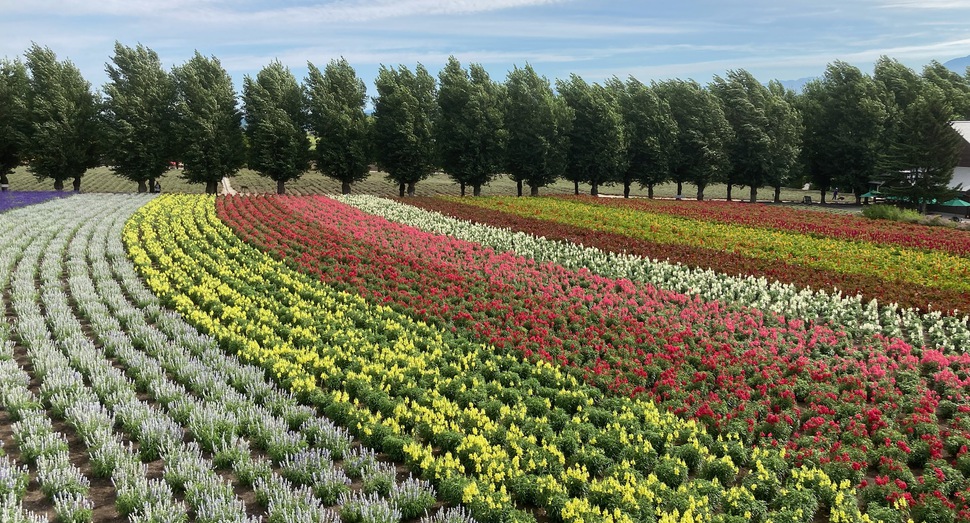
xmin=336 ymin=195 xmax=970 ymax=352
xmin=1 ymin=194 xmax=471 ymax=523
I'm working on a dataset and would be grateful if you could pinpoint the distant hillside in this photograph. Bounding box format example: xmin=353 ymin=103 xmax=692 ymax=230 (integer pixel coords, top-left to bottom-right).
xmin=776 ymin=76 xmax=815 ymax=93
xmin=944 ymin=55 xmax=970 ymax=74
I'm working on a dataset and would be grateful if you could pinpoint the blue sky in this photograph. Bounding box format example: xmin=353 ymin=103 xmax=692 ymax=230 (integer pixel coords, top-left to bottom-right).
xmin=2 ymin=0 xmax=969 ymax=95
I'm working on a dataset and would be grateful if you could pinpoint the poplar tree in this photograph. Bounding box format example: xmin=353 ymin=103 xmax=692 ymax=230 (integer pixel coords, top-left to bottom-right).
xmin=24 ymin=44 xmax=102 ymax=192
xmin=243 ymin=60 xmax=310 ymax=194
xmin=436 ymin=56 xmax=506 ymax=196
xmin=0 ymin=58 xmax=30 ymax=191
xmin=504 ymin=64 xmax=571 ymax=196
xmin=103 ymin=42 xmax=176 ymax=193
xmin=172 ymin=52 xmax=245 ymax=194
xmin=306 ymin=58 xmax=371 ymax=195
xmin=372 ymin=64 xmax=437 ymax=197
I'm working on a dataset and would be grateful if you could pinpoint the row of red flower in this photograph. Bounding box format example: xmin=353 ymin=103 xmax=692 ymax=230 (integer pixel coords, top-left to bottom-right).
xmin=561 ymin=196 xmax=970 ymax=258
xmin=406 ymin=197 xmax=966 ymax=314
xmin=216 ymin=195 xmax=970 ymax=513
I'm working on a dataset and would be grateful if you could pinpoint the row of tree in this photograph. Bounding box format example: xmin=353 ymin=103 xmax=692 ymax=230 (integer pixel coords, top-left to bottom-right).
xmin=1 ymin=44 xmax=967 ymax=207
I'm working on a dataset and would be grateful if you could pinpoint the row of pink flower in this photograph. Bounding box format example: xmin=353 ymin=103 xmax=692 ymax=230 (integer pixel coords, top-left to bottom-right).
xmin=216 ymin=194 xmax=970 ymax=509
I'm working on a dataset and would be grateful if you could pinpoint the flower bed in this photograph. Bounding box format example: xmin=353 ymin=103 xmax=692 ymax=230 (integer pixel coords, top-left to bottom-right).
xmin=125 ymin=194 xmax=867 ymax=523
xmin=0 ymin=191 xmax=72 ymax=214
xmin=563 ymin=195 xmax=970 ymax=258
xmin=411 ymin=196 xmax=970 ymax=314
xmin=212 ymin=194 xmax=970 ymax=520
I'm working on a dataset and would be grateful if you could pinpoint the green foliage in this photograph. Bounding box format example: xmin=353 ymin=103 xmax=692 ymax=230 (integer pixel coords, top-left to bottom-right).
xmin=504 ymin=64 xmax=571 ymax=196
xmin=435 ymin=56 xmax=507 ymax=196
xmin=877 ymin=87 xmax=963 ymax=213
xmin=655 ymin=79 xmax=732 ymax=200
xmin=242 ymin=60 xmax=311 ymax=194
xmin=306 ymin=58 xmax=371 ymax=194
xmin=557 ymin=74 xmax=625 ymax=196
xmin=0 ymin=58 xmax=30 ymax=184
xmin=800 ymin=61 xmax=887 ymax=202
xmin=172 ymin=52 xmax=245 ymax=193
xmin=372 ymin=63 xmax=437 ymax=196
xmin=923 ymin=60 xmax=970 ymax=119
xmin=608 ymin=76 xmax=677 ymax=198
xmin=861 ymin=204 xmax=924 ymax=222
xmin=103 ymin=42 xmax=177 ymax=192
xmin=24 ymin=44 xmax=102 ymax=191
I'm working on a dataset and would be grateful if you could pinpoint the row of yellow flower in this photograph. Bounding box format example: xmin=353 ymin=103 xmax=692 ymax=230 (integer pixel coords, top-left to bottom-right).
xmin=124 ymin=195 xmax=874 ymax=523
xmin=447 ymin=196 xmax=970 ymax=294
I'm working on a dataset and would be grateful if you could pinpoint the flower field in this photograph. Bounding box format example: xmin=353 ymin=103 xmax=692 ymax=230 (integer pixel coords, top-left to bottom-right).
xmin=125 ymin=194 xmax=874 ymax=523
xmin=4 ymin=191 xmax=970 ymax=522
xmin=405 ymin=196 xmax=970 ymax=314
xmin=0 ymin=191 xmax=71 ymax=214
xmin=0 ymin=195 xmax=458 ymax=522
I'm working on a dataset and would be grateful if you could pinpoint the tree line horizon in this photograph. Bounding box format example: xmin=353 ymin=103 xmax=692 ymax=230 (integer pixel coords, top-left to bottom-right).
xmin=0 ymin=42 xmax=967 ymax=210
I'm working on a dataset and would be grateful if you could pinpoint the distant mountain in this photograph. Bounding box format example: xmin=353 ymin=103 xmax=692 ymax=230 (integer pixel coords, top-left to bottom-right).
xmin=775 ymin=76 xmax=815 ymax=93
xmin=944 ymin=55 xmax=970 ymax=74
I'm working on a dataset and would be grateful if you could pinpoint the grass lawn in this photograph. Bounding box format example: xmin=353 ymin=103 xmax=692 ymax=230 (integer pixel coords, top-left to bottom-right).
xmin=7 ymin=165 xmax=822 ymax=202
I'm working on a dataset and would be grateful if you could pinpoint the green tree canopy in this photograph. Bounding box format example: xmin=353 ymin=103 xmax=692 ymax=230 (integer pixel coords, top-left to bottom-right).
xmin=435 ymin=56 xmax=507 ymax=196
xmin=504 ymin=64 xmax=571 ymax=196
xmin=172 ymin=52 xmax=245 ymax=194
xmin=710 ymin=69 xmax=771 ymax=202
xmin=372 ymin=64 xmax=437 ymax=197
xmin=305 ymin=58 xmax=371 ymax=195
xmin=764 ymin=80 xmax=803 ymax=202
xmin=24 ymin=44 xmax=102 ymax=192
xmin=655 ymin=79 xmax=732 ymax=201
xmin=557 ymin=74 xmax=625 ymax=196
xmin=0 ymin=58 xmax=30 ymax=191
xmin=799 ymin=61 xmax=887 ymax=203
xmin=607 ymin=77 xmax=677 ymax=198
xmin=878 ymin=87 xmax=963 ymax=213
xmin=103 ymin=42 xmax=176 ymax=193
xmin=922 ymin=60 xmax=970 ymax=119
xmin=243 ymin=60 xmax=310 ymax=195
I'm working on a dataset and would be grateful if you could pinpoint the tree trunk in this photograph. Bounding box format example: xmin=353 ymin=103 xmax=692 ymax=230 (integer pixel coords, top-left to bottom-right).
xmin=407 ymin=182 xmax=415 ymax=196
xmin=590 ymin=181 xmax=598 ymax=196
xmin=73 ymin=176 xmax=81 ymax=192
xmin=749 ymin=185 xmax=757 ymax=203
xmin=530 ymin=185 xmax=539 ymax=196
xmin=726 ymin=184 xmax=733 ymax=201
xmin=820 ymin=189 xmax=826 ymax=204
xmin=516 ymin=179 xmax=523 ymax=197
xmin=460 ymin=182 xmax=466 ymax=197
xmin=647 ymin=183 xmax=654 ymax=199
xmin=341 ymin=181 xmax=351 ymax=195
xmin=574 ymin=180 xmax=580 ymax=195
xmin=138 ymin=180 xmax=148 ymax=193
xmin=623 ymin=182 xmax=631 ymax=198
xmin=676 ymin=181 xmax=683 ymax=198
xmin=399 ymin=182 xmax=406 ymax=197
xmin=696 ymin=184 xmax=705 ymax=201
xmin=54 ymin=179 xmax=64 ymax=191
xmin=473 ymin=185 xmax=481 ymax=196
xmin=0 ymin=172 xmax=9 ymax=191
xmin=277 ymin=179 xmax=286 ymax=195
xmin=773 ymin=185 xmax=781 ymax=203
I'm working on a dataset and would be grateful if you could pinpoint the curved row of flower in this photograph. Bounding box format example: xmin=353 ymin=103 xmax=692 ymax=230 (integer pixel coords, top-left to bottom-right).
xmin=126 ymin=194 xmax=869 ymax=523
xmin=442 ymin=196 xmax=970 ymax=299
xmin=0 ymin=195 xmax=457 ymax=523
xmin=403 ymin=197 xmax=968 ymax=315
xmin=0 ymin=191 xmax=72 ymax=215
xmin=556 ymin=196 xmax=970 ymax=258
xmin=335 ymin=195 xmax=969 ymax=352
xmin=215 ymin=194 xmax=969 ymax=521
